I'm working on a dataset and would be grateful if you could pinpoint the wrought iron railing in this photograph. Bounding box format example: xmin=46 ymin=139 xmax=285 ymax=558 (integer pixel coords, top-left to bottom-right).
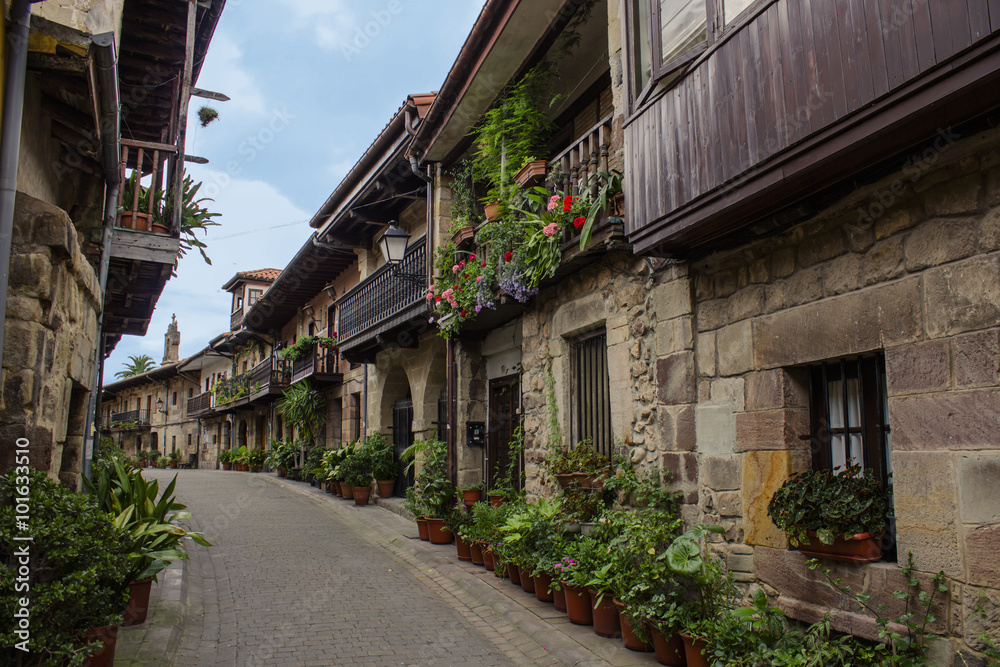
xmin=337 ymin=236 xmax=426 ymax=343
xmin=290 ymin=344 xmax=340 ymax=384
xmin=250 ymin=356 xmax=291 ymax=395
xmin=109 ymin=409 xmax=150 ymax=429
xmin=214 ymin=372 xmax=251 ymax=405
xmin=186 ymin=392 xmax=214 ymax=416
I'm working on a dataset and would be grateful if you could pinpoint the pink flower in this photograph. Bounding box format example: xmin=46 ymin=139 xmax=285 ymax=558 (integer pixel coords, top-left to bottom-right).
xmin=426 ymin=292 xmax=434 ymax=301
xmin=547 ymin=194 xmax=560 ymax=211
xmin=543 ymin=222 xmax=559 ymax=237
xmin=470 ymin=254 xmax=476 ymax=260
xmin=459 ymin=260 xmax=466 ymax=268
xmin=476 ymin=275 xmax=483 ymax=284
xmin=442 ymin=288 xmax=453 ymax=299
xmin=452 ymin=264 xmax=460 ymax=274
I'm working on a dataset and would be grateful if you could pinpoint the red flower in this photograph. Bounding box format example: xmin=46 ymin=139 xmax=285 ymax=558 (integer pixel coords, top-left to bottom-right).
xmin=573 ymin=216 xmax=586 ymax=230
xmin=460 ymin=310 xmax=468 ymax=317
xmin=563 ymin=195 xmax=573 ymax=212
xmin=481 ymin=261 xmax=487 ymax=268
xmin=504 ymin=251 xmax=512 ymax=262
xmin=435 ymin=296 xmax=442 ymax=302
xmin=470 ymin=254 xmax=477 ymax=260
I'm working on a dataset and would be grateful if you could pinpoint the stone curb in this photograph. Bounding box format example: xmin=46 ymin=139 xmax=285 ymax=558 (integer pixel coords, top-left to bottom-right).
xmin=114 ymin=556 xmax=189 ymax=665
xmin=268 ymin=475 xmax=654 ymax=667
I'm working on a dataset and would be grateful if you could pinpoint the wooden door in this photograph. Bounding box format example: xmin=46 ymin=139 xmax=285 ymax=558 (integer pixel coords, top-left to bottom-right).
xmin=487 ymin=376 xmax=521 ymax=492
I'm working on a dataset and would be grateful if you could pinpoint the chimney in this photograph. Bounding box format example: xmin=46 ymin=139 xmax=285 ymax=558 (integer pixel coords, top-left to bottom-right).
xmin=163 ymin=314 xmax=180 ymax=364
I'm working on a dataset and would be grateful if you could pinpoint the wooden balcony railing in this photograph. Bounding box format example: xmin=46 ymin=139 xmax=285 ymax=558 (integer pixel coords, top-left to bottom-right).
xmin=186 ymin=392 xmax=214 ymax=417
xmin=337 ymin=236 xmax=426 ymax=344
xmin=115 ymin=139 xmax=179 ymax=235
xmin=231 ymin=308 xmax=244 ymax=331
xmin=109 ymin=409 xmax=151 ymax=429
xmin=290 ymin=345 xmax=341 ymax=385
xmin=548 ymin=114 xmax=612 ymax=199
xmin=250 ymin=355 xmax=291 ymax=398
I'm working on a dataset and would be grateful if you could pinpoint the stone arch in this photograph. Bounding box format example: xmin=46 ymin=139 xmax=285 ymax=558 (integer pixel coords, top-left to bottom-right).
xmin=237 ymin=419 xmax=248 ymax=449
xmin=374 ymin=365 xmax=413 ymax=435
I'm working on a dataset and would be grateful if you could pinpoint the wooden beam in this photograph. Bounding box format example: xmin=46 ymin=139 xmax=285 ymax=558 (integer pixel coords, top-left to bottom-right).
xmin=172 ymin=0 xmax=198 ymax=235
xmin=191 ymin=87 xmax=230 ymax=102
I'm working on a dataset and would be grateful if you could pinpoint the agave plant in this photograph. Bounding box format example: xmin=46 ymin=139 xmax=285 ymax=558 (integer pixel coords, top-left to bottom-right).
xmin=163 ymin=174 xmax=221 ymax=265
xmin=84 ymin=459 xmax=211 ymax=585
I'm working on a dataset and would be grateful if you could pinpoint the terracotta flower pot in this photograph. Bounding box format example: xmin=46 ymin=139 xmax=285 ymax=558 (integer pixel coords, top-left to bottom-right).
xmin=488 ymin=493 xmax=504 ymax=507
xmin=520 ymin=570 xmax=536 ymax=594
xmin=277 ymin=467 xmax=286 ymax=478
xmin=574 ymin=472 xmax=604 ymax=490
xmin=615 ymin=600 xmax=652 ymax=652
xmin=123 ymin=578 xmax=153 ymax=626
xmin=481 ymin=543 xmax=495 ymax=570
xmin=553 ymin=585 xmax=567 ymax=612
xmin=797 ymin=531 xmax=882 ymax=562
xmin=508 ymin=563 xmax=521 ymax=586
xmin=353 ymin=485 xmax=371 ymax=506
xmin=462 ymin=488 xmax=483 ymax=507
xmin=376 ymin=480 xmax=395 ymax=498
xmin=416 ymin=518 xmax=429 ymax=541
xmin=119 ymin=211 xmax=150 ymax=231
xmin=589 ymin=589 xmax=621 ymax=638
xmin=169 ymin=461 xmax=178 ymax=469
xmin=426 ymin=517 xmax=453 ymax=544
xmin=484 ymin=202 xmax=502 ymax=220
xmin=341 ymin=483 xmax=355 ymax=500
xmin=221 ymin=462 xmax=232 ymax=471
xmin=150 ymin=221 xmax=170 ymax=235
xmin=334 ymin=481 xmax=343 ymax=496
xmin=469 ymin=540 xmax=484 ymax=565
xmin=648 ymin=624 xmax=686 ymax=666
xmin=81 ymin=625 xmax=118 ymax=667
xmin=513 ymin=159 xmax=548 ymax=187
xmin=534 ymin=573 xmax=554 ymax=602
xmin=552 ymin=473 xmax=576 ymax=489
xmin=563 ymin=582 xmax=592 ymax=625
xmin=680 ymin=633 xmax=710 ymax=667
xmin=325 ymin=481 xmax=334 ymax=494
xmin=455 ymin=535 xmax=472 ymax=561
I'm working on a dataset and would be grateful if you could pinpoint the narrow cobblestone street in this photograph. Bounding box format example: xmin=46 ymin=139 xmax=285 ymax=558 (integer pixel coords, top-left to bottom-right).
xmin=116 ymin=470 xmax=655 ymax=667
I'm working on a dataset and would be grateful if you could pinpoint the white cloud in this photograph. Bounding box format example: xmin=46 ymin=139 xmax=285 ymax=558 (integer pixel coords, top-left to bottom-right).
xmin=191 ymin=33 xmax=266 ymax=120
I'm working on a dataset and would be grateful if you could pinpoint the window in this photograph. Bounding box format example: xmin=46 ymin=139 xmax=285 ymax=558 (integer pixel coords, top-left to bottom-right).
xmin=188 ymin=388 xmax=193 ymax=398
xmin=234 ymin=295 xmax=243 ymax=313
xmin=187 ymin=434 xmax=192 ymax=451
xmin=351 ymin=392 xmax=362 ymax=441
xmin=171 ymin=435 xmax=176 ymax=453
xmin=248 ymin=289 xmax=263 ymax=306
xmin=572 ymin=331 xmax=613 ymax=459
xmin=172 ymin=392 xmax=177 ymax=406
xmin=629 ymin=0 xmax=708 ymax=101
xmin=205 ymin=378 xmax=210 ymax=392
xmin=808 ymin=354 xmax=894 ymax=558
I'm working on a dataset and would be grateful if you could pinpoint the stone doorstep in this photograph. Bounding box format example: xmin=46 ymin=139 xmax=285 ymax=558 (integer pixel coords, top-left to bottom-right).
xmin=269 ymin=475 xmax=656 ymax=666
xmin=115 ymin=558 xmax=189 ymax=665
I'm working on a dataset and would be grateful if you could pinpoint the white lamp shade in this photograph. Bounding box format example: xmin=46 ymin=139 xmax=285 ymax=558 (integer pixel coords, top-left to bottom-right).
xmin=379 ymin=222 xmax=410 ymax=264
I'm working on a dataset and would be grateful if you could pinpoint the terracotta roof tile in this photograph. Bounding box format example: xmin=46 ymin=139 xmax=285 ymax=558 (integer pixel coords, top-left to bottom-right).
xmin=236 ymin=268 xmax=281 ymax=282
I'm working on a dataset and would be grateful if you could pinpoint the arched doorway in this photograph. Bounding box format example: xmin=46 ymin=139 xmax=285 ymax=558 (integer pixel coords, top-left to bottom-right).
xmin=150 ymin=432 xmax=158 ymax=452
xmin=238 ymin=419 xmax=248 ymax=449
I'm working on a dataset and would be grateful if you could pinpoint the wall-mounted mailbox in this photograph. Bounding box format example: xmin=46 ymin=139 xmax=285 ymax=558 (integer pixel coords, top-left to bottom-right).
xmin=466 ymin=421 xmax=485 ymax=446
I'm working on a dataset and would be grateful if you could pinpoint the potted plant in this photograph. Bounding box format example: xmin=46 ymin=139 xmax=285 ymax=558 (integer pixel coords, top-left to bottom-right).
xmin=168 ymin=450 xmax=180 ymax=469
xmin=461 ymin=483 xmax=484 ymax=507
xmin=340 ymin=445 xmax=373 ymax=505
xmin=664 ymin=524 xmax=736 ymax=667
xmin=767 ymin=463 xmax=891 ymax=562
xmin=119 ymin=170 xmax=162 ymax=232
xmin=1 ymin=468 xmax=131 ymax=667
xmin=84 ymin=460 xmax=211 ymax=627
xmin=402 ymin=440 xmax=455 ymax=544
xmin=266 ymin=438 xmax=297 ymax=477
xmin=544 ymin=439 xmax=609 ymax=490
xmin=446 ymin=500 xmax=474 ymax=561
xmin=366 ymin=432 xmax=396 ymax=498
xmin=246 ymin=448 xmax=266 ymax=473
xmin=155 ymin=455 xmax=170 ymax=469
xmin=513 ymin=157 xmax=548 ymax=187
xmin=218 ymin=449 xmax=232 ymax=470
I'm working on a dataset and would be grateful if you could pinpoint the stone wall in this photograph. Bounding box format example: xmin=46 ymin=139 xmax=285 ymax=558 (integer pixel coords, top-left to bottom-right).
xmin=681 ymin=126 xmax=1000 ymax=659
xmin=1 ymin=193 xmax=102 ymax=489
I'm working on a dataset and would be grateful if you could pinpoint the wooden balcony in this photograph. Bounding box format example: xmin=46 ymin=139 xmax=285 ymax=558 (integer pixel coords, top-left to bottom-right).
xmin=623 ymin=2 xmax=1000 ymax=255
xmin=186 ymin=392 xmax=215 ymax=418
xmin=109 ymin=409 xmax=151 ymax=430
xmin=213 ymin=373 xmax=251 ymax=411
xmin=249 ymin=356 xmax=291 ymax=403
xmin=290 ymin=345 xmax=343 ymax=386
xmin=231 ymin=307 xmax=245 ymax=331
xmin=336 ymin=236 xmax=428 ymax=363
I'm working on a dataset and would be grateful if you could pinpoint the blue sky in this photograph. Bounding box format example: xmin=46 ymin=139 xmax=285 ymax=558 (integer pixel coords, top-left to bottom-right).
xmin=104 ymin=0 xmax=484 ymax=381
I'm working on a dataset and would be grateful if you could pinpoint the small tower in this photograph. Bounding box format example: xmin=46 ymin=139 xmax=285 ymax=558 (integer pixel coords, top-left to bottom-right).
xmin=163 ymin=314 xmax=180 ymax=365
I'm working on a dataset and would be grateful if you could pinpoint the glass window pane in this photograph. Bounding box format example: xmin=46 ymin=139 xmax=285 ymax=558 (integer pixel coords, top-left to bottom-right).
xmin=659 ymin=0 xmax=707 ymax=66
xmin=633 ymin=0 xmax=653 ymax=96
xmin=722 ymin=0 xmax=754 ymax=27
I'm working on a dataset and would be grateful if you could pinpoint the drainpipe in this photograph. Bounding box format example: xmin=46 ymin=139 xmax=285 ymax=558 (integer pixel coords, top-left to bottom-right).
xmin=0 ymin=0 xmax=36 ymax=375
xmin=73 ymin=32 xmax=122 ymax=482
xmin=362 ymin=364 xmax=369 ymax=436
xmin=447 ymin=337 xmax=456 ymax=485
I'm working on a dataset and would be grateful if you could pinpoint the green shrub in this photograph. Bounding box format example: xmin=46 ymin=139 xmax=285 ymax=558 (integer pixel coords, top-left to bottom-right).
xmin=1 ymin=468 xmax=130 ymax=666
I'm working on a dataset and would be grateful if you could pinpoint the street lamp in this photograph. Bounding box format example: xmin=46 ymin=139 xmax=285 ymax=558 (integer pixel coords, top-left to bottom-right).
xmin=378 ymin=221 xmax=425 ymax=286
xmin=155 ymin=397 xmax=165 ymax=414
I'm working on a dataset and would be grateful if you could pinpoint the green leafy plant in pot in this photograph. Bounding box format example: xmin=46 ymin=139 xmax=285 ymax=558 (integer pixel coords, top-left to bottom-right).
xmin=365 ymin=432 xmax=396 ymax=498
xmin=1 ymin=468 xmax=131 ymax=666
xmin=767 ymin=462 xmax=891 ymax=562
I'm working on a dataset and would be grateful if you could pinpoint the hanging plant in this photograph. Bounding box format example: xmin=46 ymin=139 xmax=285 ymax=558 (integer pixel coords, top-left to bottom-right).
xmin=278 ymin=335 xmax=339 ymax=361
xmin=197 ymin=106 xmax=219 ymax=128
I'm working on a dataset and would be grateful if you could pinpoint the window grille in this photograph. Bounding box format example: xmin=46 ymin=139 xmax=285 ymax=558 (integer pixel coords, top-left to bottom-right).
xmin=573 ymin=331 xmax=613 ymax=459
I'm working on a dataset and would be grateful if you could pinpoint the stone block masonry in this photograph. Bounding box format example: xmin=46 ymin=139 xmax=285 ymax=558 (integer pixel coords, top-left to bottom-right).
xmin=1 ymin=193 xmax=102 ymax=489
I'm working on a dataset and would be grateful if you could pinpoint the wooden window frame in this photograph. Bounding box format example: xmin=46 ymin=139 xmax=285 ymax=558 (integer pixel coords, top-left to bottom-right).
xmin=570 ymin=329 xmax=613 ymax=459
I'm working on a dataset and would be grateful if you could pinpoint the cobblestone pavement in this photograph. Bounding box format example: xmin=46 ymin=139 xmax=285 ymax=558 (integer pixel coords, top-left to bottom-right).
xmin=118 ymin=470 xmax=658 ymax=667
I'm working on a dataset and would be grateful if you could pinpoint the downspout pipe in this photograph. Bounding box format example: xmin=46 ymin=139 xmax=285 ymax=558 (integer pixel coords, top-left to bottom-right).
xmin=82 ymin=32 xmax=122 ymax=481
xmin=0 ymin=0 xmax=36 ymax=376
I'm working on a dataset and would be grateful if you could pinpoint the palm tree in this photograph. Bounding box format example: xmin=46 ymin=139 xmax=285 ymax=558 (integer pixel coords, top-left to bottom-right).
xmin=277 ymin=380 xmax=327 ymax=467
xmin=115 ymin=354 xmax=156 ymax=379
